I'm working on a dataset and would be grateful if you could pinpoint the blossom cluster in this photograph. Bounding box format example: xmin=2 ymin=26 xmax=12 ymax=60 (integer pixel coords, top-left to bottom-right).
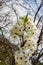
xmin=10 ymin=16 xmax=38 ymax=65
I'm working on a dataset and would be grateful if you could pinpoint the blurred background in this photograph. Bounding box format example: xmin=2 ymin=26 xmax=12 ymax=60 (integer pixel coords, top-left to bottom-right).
xmin=0 ymin=0 xmax=43 ymax=65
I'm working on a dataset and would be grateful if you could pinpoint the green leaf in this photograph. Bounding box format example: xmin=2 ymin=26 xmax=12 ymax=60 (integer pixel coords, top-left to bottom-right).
xmin=24 ymin=14 xmax=28 ymax=24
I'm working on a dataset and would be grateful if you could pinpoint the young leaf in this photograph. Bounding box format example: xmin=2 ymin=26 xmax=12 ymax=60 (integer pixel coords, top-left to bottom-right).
xmin=24 ymin=14 xmax=28 ymax=24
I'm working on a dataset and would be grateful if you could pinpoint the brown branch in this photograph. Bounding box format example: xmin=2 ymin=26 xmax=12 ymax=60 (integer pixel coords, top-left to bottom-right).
xmin=0 ymin=26 xmax=5 ymax=40
xmin=36 ymin=15 xmax=43 ymax=27
xmin=32 ymin=52 xmax=43 ymax=65
xmin=36 ymin=52 xmax=43 ymax=62
xmin=5 ymin=2 xmax=18 ymax=22
xmin=33 ymin=3 xmax=42 ymax=22
xmin=37 ymin=27 xmax=43 ymax=45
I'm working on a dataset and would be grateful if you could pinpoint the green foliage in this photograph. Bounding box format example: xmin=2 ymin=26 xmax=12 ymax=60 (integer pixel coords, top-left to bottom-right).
xmin=0 ymin=38 xmax=15 ymax=65
xmin=0 ymin=61 xmax=7 ymax=65
xmin=24 ymin=14 xmax=28 ymax=24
